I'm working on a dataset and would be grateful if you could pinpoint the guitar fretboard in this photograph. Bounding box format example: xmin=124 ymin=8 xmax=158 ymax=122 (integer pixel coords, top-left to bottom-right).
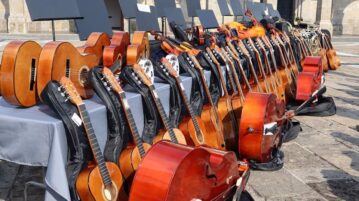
xmin=78 ymin=104 xmax=112 ymax=186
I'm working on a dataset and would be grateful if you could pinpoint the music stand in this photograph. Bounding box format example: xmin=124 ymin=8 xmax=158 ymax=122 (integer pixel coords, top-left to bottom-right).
xmin=25 ymin=0 xmax=82 ymax=41
xmin=154 ymin=0 xmax=176 ymax=35
xmin=228 ymin=0 xmax=244 ymax=21
xmin=196 ymin=10 xmax=219 ymax=29
xmin=119 ymin=0 xmax=138 ymax=35
xmin=136 ymin=5 xmax=161 ymax=32
xmin=266 ymin=4 xmax=281 ymax=18
xmin=75 ymin=0 xmax=112 ymax=40
xmin=247 ymin=2 xmax=266 ymax=21
xmin=218 ymin=0 xmax=232 ymax=24
xmin=165 ymin=7 xmax=187 ymax=29
xmin=185 ymin=0 xmax=201 ymax=26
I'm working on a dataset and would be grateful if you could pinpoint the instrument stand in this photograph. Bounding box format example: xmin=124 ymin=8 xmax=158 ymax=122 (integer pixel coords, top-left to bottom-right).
xmin=192 ymin=17 xmax=195 ymax=27
xmin=127 ymin=18 xmax=131 ymax=37
xmin=51 ymin=20 xmax=56 ymax=41
xmin=161 ymin=17 xmax=167 ymax=36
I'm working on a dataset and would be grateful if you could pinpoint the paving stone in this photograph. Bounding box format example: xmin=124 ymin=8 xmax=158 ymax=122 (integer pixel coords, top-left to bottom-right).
xmin=308 ymin=178 xmax=359 ymax=201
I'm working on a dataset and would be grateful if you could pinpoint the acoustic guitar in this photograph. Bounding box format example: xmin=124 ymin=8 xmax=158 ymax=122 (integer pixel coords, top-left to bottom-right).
xmin=188 ymin=54 xmax=226 ymax=150
xmin=160 ymin=58 xmax=220 ymax=148
xmin=204 ymin=48 xmax=239 ymax=151
xmin=129 ymin=141 xmax=241 ymax=201
xmin=77 ymin=32 xmax=111 ymax=65
xmin=59 ymin=77 xmax=125 ymax=201
xmin=323 ymin=34 xmax=341 ymax=70
xmin=131 ymin=64 xmax=187 ymax=145
xmin=100 ymin=67 xmax=151 ymax=180
xmin=0 ymin=40 xmax=42 ymax=107
xmin=103 ymin=31 xmax=130 ymax=69
xmin=127 ymin=31 xmax=150 ymax=65
xmin=37 ymin=41 xmax=97 ymax=99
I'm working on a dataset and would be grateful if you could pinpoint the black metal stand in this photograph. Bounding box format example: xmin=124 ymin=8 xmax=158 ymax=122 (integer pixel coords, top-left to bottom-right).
xmin=192 ymin=17 xmax=194 ymax=27
xmin=51 ymin=20 xmax=56 ymax=41
xmin=161 ymin=17 xmax=166 ymax=36
xmin=127 ymin=18 xmax=131 ymax=37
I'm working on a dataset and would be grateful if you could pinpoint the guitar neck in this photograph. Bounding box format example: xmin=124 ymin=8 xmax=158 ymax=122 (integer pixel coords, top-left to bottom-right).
xmin=174 ymin=76 xmax=203 ymax=137
xmin=118 ymin=92 xmax=146 ymax=158
xmin=77 ymin=104 xmax=112 ymax=186
xmin=148 ymin=85 xmax=179 ymax=144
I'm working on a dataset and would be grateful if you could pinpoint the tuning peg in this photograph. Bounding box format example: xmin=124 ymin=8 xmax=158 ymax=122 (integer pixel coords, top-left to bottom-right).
xmin=60 ymin=92 xmax=65 ymax=97
xmin=57 ymin=86 xmax=64 ymax=92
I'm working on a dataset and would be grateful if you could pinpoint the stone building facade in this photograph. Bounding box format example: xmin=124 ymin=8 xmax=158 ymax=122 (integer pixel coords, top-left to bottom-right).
xmin=0 ymin=0 xmax=357 ymax=36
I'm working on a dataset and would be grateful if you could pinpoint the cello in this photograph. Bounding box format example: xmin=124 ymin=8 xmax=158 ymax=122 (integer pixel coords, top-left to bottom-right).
xmin=59 ymin=77 xmax=125 ymax=201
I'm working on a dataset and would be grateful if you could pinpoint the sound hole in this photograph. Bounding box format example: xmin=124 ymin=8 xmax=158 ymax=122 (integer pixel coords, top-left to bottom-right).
xmin=79 ymin=67 xmax=89 ymax=86
xmin=29 ymin=58 xmax=36 ymax=91
xmin=65 ymin=59 xmax=70 ymax=78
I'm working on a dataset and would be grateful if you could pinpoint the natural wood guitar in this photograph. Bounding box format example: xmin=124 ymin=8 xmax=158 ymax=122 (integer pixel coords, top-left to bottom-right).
xmin=0 ymin=40 xmax=42 ymax=107
xmin=59 ymin=77 xmax=125 ymax=201
xmin=103 ymin=31 xmax=130 ymax=69
xmin=77 ymin=32 xmax=111 ymax=65
xmin=37 ymin=41 xmax=97 ymax=99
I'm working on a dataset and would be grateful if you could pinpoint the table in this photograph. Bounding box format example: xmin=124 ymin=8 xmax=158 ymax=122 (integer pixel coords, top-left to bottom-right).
xmin=0 ymin=72 xmax=212 ymax=200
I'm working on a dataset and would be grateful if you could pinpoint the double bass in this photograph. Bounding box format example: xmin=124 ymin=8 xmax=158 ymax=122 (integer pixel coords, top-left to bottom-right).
xmin=130 ymin=141 xmax=248 ymax=201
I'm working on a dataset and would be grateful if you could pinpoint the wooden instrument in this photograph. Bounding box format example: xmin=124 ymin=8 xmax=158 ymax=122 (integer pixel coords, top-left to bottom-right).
xmin=160 ymin=58 xmax=218 ymax=148
xmin=188 ymin=55 xmax=226 ymax=150
xmin=296 ymin=56 xmax=323 ymax=101
xmin=131 ymin=64 xmax=187 ymax=145
xmin=103 ymin=31 xmax=130 ymax=68
xmin=323 ymin=35 xmax=341 ymax=70
xmin=239 ymin=92 xmax=284 ymax=163
xmin=37 ymin=41 xmax=97 ymax=99
xmin=59 ymin=77 xmax=125 ymax=201
xmin=129 ymin=141 xmax=241 ymax=201
xmin=100 ymin=68 xmax=151 ymax=180
xmin=77 ymin=32 xmax=111 ymax=65
xmin=0 ymin=41 xmax=42 ymax=107
xmin=127 ymin=32 xmax=150 ymax=65
xmin=204 ymin=48 xmax=240 ymax=151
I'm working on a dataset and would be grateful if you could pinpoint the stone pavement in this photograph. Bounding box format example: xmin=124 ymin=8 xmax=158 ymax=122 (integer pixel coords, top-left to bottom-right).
xmin=0 ymin=35 xmax=358 ymax=201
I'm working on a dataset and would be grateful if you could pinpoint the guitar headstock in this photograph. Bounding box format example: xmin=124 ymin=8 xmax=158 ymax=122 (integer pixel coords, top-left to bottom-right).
xmin=165 ymin=54 xmax=179 ymax=75
xmin=161 ymin=57 xmax=179 ymax=78
xmin=132 ymin=64 xmax=153 ymax=87
xmin=188 ymin=55 xmax=202 ymax=71
xmin=102 ymin=67 xmax=123 ymax=94
xmin=59 ymin=77 xmax=83 ymax=106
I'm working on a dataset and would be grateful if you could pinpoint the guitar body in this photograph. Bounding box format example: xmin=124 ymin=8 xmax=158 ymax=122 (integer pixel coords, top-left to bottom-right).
xmin=200 ymin=105 xmax=226 ymax=150
xmin=37 ymin=42 xmax=97 ymax=99
xmin=319 ymin=48 xmax=329 ymax=72
xmin=327 ymin=49 xmax=341 ymax=70
xmin=296 ymin=56 xmax=322 ymax=101
xmin=153 ymin=128 xmax=188 ymax=145
xmin=103 ymin=31 xmax=130 ymax=67
xmin=1 ymin=41 xmax=41 ymax=107
xmin=217 ymin=97 xmax=239 ymax=151
xmin=77 ymin=32 xmax=111 ymax=65
xmin=76 ymin=162 xmax=126 ymax=201
xmin=119 ymin=143 xmax=151 ymax=179
xmin=239 ymin=92 xmax=283 ymax=162
xmin=129 ymin=141 xmax=240 ymax=201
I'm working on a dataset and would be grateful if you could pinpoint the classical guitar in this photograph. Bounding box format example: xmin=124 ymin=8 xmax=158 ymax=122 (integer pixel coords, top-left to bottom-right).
xmin=103 ymin=31 xmax=130 ymax=69
xmin=127 ymin=31 xmax=150 ymax=65
xmin=129 ymin=141 xmax=241 ymax=201
xmin=37 ymin=41 xmax=97 ymax=99
xmin=77 ymin=32 xmax=111 ymax=65
xmin=203 ymin=49 xmax=239 ymax=151
xmin=100 ymin=68 xmax=151 ymax=180
xmin=59 ymin=77 xmax=125 ymax=201
xmin=131 ymin=64 xmax=187 ymax=145
xmin=323 ymin=34 xmax=341 ymax=70
xmin=188 ymin=54 xmax=226 ymax=150
xmin=0 ymin=40 xmax=42 ymax=107
xmin=160 ymin=58 xmax=218 ymax=148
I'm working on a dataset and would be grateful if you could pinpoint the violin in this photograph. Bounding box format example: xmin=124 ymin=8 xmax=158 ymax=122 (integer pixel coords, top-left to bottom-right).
xmin=0 ymin=41 xmax=42 ymax=107
xmin=59 ymin=77 xmax=126 ymax=201
xmin=77 ymin=32 xmax=111 ymax=65
xmin=37 ymin=41 xmax=97 ymax=99
xmin=103 ymin=31 xmax=130 ymax=69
